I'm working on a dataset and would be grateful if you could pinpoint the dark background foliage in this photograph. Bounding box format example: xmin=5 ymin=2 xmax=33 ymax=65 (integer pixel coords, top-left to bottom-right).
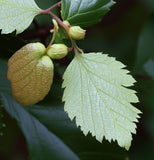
xmin=0 ymin=0 xmax=154 ymax=160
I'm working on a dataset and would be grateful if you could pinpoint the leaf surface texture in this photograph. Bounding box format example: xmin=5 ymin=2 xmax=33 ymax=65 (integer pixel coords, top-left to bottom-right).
xmin=62 ymin=0 xmax=115 ymax=27
xmin=63 ymin=53 xmax=141 ymax=150
xmin=0 ymin=0 xmax=41 ymax=34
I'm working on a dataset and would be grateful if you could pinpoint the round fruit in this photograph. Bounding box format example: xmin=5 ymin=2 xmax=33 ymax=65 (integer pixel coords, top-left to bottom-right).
xmin=47 ymin=44 xmax=68 ymax=59
xmin=69 ymin=26 xmax=86 ymax=40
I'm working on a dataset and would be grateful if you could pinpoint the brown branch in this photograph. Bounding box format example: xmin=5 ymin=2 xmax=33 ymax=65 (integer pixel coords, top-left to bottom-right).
xmin=136 ymin=75 xmax=153 ymax=81
xmin=43 ymin=1 xmax=61 ymax=13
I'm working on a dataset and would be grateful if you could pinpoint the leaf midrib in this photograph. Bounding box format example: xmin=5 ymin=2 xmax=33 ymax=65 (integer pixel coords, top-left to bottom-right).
xmin=77 ymin=55 xmax=138 ymax=117
xmin=78 ymin=57 xmax=132 ymax=140
xmin=66 ymin=1 xmax=110 ymax=21
xmin=81 ymin=63 xmax=132 ymax=134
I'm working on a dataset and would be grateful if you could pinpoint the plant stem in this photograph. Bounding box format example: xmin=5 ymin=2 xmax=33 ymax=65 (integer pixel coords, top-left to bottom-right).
xmin=73 ymin=41 xmax=84 ymax=53
xmin=49 ymin=12 xmax=74 ymax=48
xmin=40 ymin=11 xmax=74 ymax=49
xmin=46 ymin=28 xmax=56 ymax=52
xmin=39 ymin=1 xmax=83 ymax=54
xmin=42 ymin=1 xmax=61 ymax=13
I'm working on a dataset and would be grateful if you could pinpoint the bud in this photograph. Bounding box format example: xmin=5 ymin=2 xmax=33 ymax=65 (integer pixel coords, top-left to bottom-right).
xmin=47 ymin=44 xmax=68 ymax=59
xmin=63 ymin=21 xmax=71 ymax=27
xmin=69 ymin=26 xmax=86 ymax=40
xmin=28 ymin=42 xmax=46 ymax=58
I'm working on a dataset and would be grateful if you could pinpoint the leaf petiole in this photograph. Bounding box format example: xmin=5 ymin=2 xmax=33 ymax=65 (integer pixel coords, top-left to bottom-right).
xmin=46 ymin=26 xmax=56 ymax=52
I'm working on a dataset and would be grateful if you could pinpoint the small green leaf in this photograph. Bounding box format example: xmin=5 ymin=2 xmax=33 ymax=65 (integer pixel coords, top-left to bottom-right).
xmin=0 ymin=0 xmax=41 ymax=34
xmin=62 ymin=53 xmax=141 ymax=150
xmin=61 ymin=0 xmax=115 ymax=27
xmin=7 ymin=43 xmax=54 ymax=106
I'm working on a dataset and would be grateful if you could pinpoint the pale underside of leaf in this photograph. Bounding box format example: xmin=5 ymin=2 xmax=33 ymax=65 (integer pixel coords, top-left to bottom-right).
xmin=62 ymin=53 xmax=141 ymax=150
xmin=0 ymin=0 xmax=41 ymax=34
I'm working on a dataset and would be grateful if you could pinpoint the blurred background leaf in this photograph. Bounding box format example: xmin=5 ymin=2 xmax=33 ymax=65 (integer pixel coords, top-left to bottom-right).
xmin=0 ymin=60 xmax=79 ymax=160
xmin=134 ymin=13 xmax=154 ymax=77
xmin=144 ymin=60 xmax=154 ymax=78
xmin=0 ymin=59 xmax=127 ymax=160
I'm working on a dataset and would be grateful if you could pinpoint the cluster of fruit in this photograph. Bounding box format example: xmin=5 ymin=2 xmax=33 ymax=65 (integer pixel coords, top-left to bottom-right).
xmin=48 ymin=21 xmax=86 ymax=59
xmin=7 ymin=21 xmax=86 ymax=106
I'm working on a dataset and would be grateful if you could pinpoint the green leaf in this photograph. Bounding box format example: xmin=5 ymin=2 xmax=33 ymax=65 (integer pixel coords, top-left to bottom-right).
xmin=0 ymin=96 xmax=4 ymax=135
xmin=1 ymin=94 xmax=80 ymax=160
xmin=135 ymin=13 xmax=154 ymax=75
xmin=61 ymin=0 xmax=115 ymax=27
xmin=0 ymin=60 xmax=9 ymax=135
xmin=0 ymin=59 xmax=79 ymax=160
xmin=141 ymin=0 xmax=154 ymax=12
xmin=144 ymin=60 xmax=154 ymax=78
xmin=0 ymin=0 xmax=41 ymax=34
xmin=27 ymin=105 xmax=128 ymax=160
xmin=62 ymin=53 xmax=141 ymax=150
xmin=0 ymin=59 xmax=128 ymax=159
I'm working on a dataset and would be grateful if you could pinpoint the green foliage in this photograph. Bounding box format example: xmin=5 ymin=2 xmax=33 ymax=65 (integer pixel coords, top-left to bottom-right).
xmin=0 ymin=97 xmax=4 ymax=135
xmin=0 ymin=59 xmax=128 ymax=160
xmin=0 ymin=60 xmax=10 ymax=135
xmin=2 ymin=95 xmax=80 ymax=160
xmin=27 ymin=105 xmax=128 ymax=160
xmin=141 ymin=0 xmax=154 ymax=12
xmin=61 ymin=0 xmax=115 ymax=27
xmin=62 ymin=53 xmax=141 ymax=150
xmin=1 ymin=0 xmax=152 ymax=159
xmin=0 ymin=59 xmax=79 ymax=160
xmin=0 ymin=0 xmax=41 ymax=34
xmin=135 ymin=13 xmax=154 ymax=76
xmin=144 ymin=60 xmax=154 ymax=78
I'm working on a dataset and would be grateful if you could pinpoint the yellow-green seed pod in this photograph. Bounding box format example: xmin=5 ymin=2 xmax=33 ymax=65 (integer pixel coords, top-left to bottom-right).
xmin=47 ymin=44 xmax=68 ymax=59
xmin=69 ymin=26 xmax=86 ymax=40
xmin=7 ymin=43 xmax=54 ymax=106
